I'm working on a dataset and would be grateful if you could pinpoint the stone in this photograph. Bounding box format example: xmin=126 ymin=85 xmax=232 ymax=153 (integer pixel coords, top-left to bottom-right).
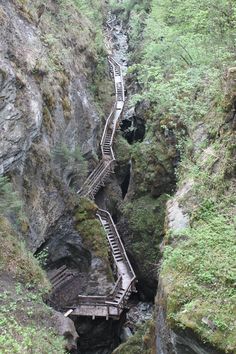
xmin=120 ymin=326 xmax=132 ymax=343
xmin=52 ymin=311 xmax=79 ymax=352
xmin=167 ymin=199 xmax=189 ymax=233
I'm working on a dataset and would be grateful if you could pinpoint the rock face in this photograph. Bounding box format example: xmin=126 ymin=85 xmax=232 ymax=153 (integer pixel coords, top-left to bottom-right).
xmin=154 ymin=87 xmax=236 ymax=353
xmin=155 ymin=182 xmax=225 ymax=354
xmin=0 ymin=0 xmax=104 ymax=250
xmin=165 ymin=180 xmax=191 ymax=235
xmin=73 ymin=316 xmax=124 ymax=354
xmin=223 ymin=67 xmax=236 ymax=131
xmin=0 ymin=2 xmax=43 ymax=175
xmin=0 ymin=2 xmax=117 ymax=351
xmin=155 ymin=278 xmax=224 ymax=354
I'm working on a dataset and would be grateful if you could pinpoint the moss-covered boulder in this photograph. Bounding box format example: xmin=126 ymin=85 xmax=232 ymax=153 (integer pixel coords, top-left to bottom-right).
xmin=118 ymin=194 xmax=168 ymax=299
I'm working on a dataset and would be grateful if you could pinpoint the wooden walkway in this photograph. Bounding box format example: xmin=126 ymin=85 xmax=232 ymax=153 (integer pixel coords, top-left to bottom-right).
xmin=67 ymin=42 xmax=136 ymax=320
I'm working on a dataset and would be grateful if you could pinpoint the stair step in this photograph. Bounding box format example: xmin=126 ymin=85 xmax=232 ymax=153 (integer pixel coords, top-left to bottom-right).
xmin=52 ymin=272 xmax=72 ymax=288
xmin=114 ymin=255 xmax=122 ymax=259
xmin=49 ymin=265 xmax=67 ymax=281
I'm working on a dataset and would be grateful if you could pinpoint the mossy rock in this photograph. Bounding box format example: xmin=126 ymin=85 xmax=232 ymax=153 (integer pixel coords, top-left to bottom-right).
xmin=113 ymin=320 xmax=155 ymax=354
xmin=122 ymin=194 xmax=168 ymax=290
xmin=162 ymin=210 xmax=236 ymax=353
xmin=0 ymin=216 xmax=50 ymax=290
xmin=114 ymin=133 xmax=131 ymax=166
xmin=75 ymin=198 xmax=109 ymax=261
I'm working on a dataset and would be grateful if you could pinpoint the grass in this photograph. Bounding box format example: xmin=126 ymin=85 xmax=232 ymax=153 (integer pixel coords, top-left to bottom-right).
xmin=0 ymin=217 xmax=65 ymax=353
xmin=162 ymin=208 xmax=236 ymax=353
xmin=0 ymin=216 xmax=50 ymax=291
xmin=162 ymin=135 xmax=236 ymax=352
xmin=0 ymin=281 xmax=65 ymax=354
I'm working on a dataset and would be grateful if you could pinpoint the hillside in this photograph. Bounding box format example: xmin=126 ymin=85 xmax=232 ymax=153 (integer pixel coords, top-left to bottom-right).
xmin=0 ymin=1 xmax=235 ymax=353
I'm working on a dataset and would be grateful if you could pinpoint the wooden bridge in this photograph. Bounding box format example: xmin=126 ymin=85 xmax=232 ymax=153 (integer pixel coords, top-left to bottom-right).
xmin=66 ymin=52 xmax=136 ymax=320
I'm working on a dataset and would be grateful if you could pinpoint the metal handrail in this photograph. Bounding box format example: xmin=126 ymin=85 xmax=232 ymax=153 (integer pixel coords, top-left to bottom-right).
xmin=97 ymin=208 xmax=136 ymax=280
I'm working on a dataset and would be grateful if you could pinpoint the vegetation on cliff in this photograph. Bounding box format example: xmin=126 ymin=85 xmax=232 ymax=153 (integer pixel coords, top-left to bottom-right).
xmin=0 ymin=179 xmax=65 ymax=353
xmin=122 ymin=195 xmax=168 ymax=278
xmin=112 ymin=0 xmax=236 ymax=352
xmin=75 ymin=197 xmax=109 ymax=261
xmin=113 ymin=319 xmax=155 ymax=354
xmin=0 ymin=0 xmax=111 ymax=351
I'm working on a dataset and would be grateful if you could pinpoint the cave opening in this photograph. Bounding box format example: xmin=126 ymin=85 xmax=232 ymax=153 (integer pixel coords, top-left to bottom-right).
xmin=120 ymin=115 xmax=146 ymax=144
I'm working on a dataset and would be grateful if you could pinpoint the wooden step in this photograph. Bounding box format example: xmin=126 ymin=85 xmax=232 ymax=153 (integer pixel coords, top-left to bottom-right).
xmin=49 ymin=265 xmax=67 ymax=281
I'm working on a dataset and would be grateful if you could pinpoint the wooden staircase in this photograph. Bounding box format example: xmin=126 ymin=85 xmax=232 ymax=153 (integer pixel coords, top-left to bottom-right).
xmin=66 ymin=40 xmax=136 ymax=320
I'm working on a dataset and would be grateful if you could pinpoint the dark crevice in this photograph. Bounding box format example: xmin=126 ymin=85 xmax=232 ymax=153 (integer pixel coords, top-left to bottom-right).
xmin=120 ymin=116 xmax=146 ymax=144
xmin=120 ymin=166 xmax=130 ymax=198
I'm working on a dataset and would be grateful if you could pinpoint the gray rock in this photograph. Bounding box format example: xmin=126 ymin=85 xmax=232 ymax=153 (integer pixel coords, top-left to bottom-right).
xmin=166 ymin=179 xmax=192 ymax=235
xmin=0 ymin=1 xmax=102 ymax=249
xmin=126 ymin=301 xmax=153 ymax=330
xmin=120 ymin=326 xmax=132 ymax=343
xmin=52 ymin=311 xmax=79 ymax=352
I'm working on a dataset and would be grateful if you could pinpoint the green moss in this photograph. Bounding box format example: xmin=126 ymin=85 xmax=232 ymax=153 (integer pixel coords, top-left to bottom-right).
xmin=75 ymin=198 xmax=109 ymax=261
xmin=130 ymin=130 xmax=176 ymax=196
xmin=113 ymin=320 xmax=155 ymax=354
xmin=162 ymin=210 xmax=236 ymax=352
xmin=42 ymin=106 xmax=55 ymax=133
xmin=122 ymin=194 xmax=168 ymax=275
xmin=114 ymin=133 xmax=131 ymax=166
xmin=161 ymin=127 xmax=236 ymax=353
xmin=0 ymin=217 xmax=64 ymax=352
xmin=62 ymin=96 xmax=71 ymax=119
xmin=0 ymin=217 xmax=50 ymax=290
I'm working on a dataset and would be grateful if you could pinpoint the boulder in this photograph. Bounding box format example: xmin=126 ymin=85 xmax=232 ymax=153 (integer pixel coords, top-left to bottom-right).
xmin=52 ymin=311 xmax=79 ymax=352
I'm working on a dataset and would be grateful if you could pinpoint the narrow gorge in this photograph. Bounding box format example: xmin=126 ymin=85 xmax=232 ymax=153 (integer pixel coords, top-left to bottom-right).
xmin=0 ymin=1 xmax=235 ymax=354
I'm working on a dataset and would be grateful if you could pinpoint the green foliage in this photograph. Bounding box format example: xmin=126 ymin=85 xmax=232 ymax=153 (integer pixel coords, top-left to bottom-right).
xmin=113 ymin=319 xmax=155 ymax=354
xmin=162 ymin=208 xmax=236 ymax=352
xmin=35 ymin=247 xmax=49 ymax=268
xmin=53 ymin=144 xmax=88 ymax=182
xmin=0 ymin=217 xmax=50 ymax=290
xmin=114 ymin=133 xmax=131 ymax=166
xmin=120 ymin=1 xmax=236 ymax=352
xmin=123 ymin=195 xmax=168 ymax=274
xmin=125 ymin=0 xmax=236 ymax=129
xmin=75 ymin=198 xmax=109 ymax=261
xmin=0 ymin=176 xmax=22 ymax=216
xmin=130 ymin=131 xmax=176 ymax=196
xmin=0 ymin=284 xmax=65 ymax=354
xmin=162 ymin=134 xmax=236 ymax=352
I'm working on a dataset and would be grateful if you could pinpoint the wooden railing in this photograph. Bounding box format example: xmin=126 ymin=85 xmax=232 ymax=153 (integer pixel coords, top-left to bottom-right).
xmin=71 ymin=27 xmax=136 ymax=319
